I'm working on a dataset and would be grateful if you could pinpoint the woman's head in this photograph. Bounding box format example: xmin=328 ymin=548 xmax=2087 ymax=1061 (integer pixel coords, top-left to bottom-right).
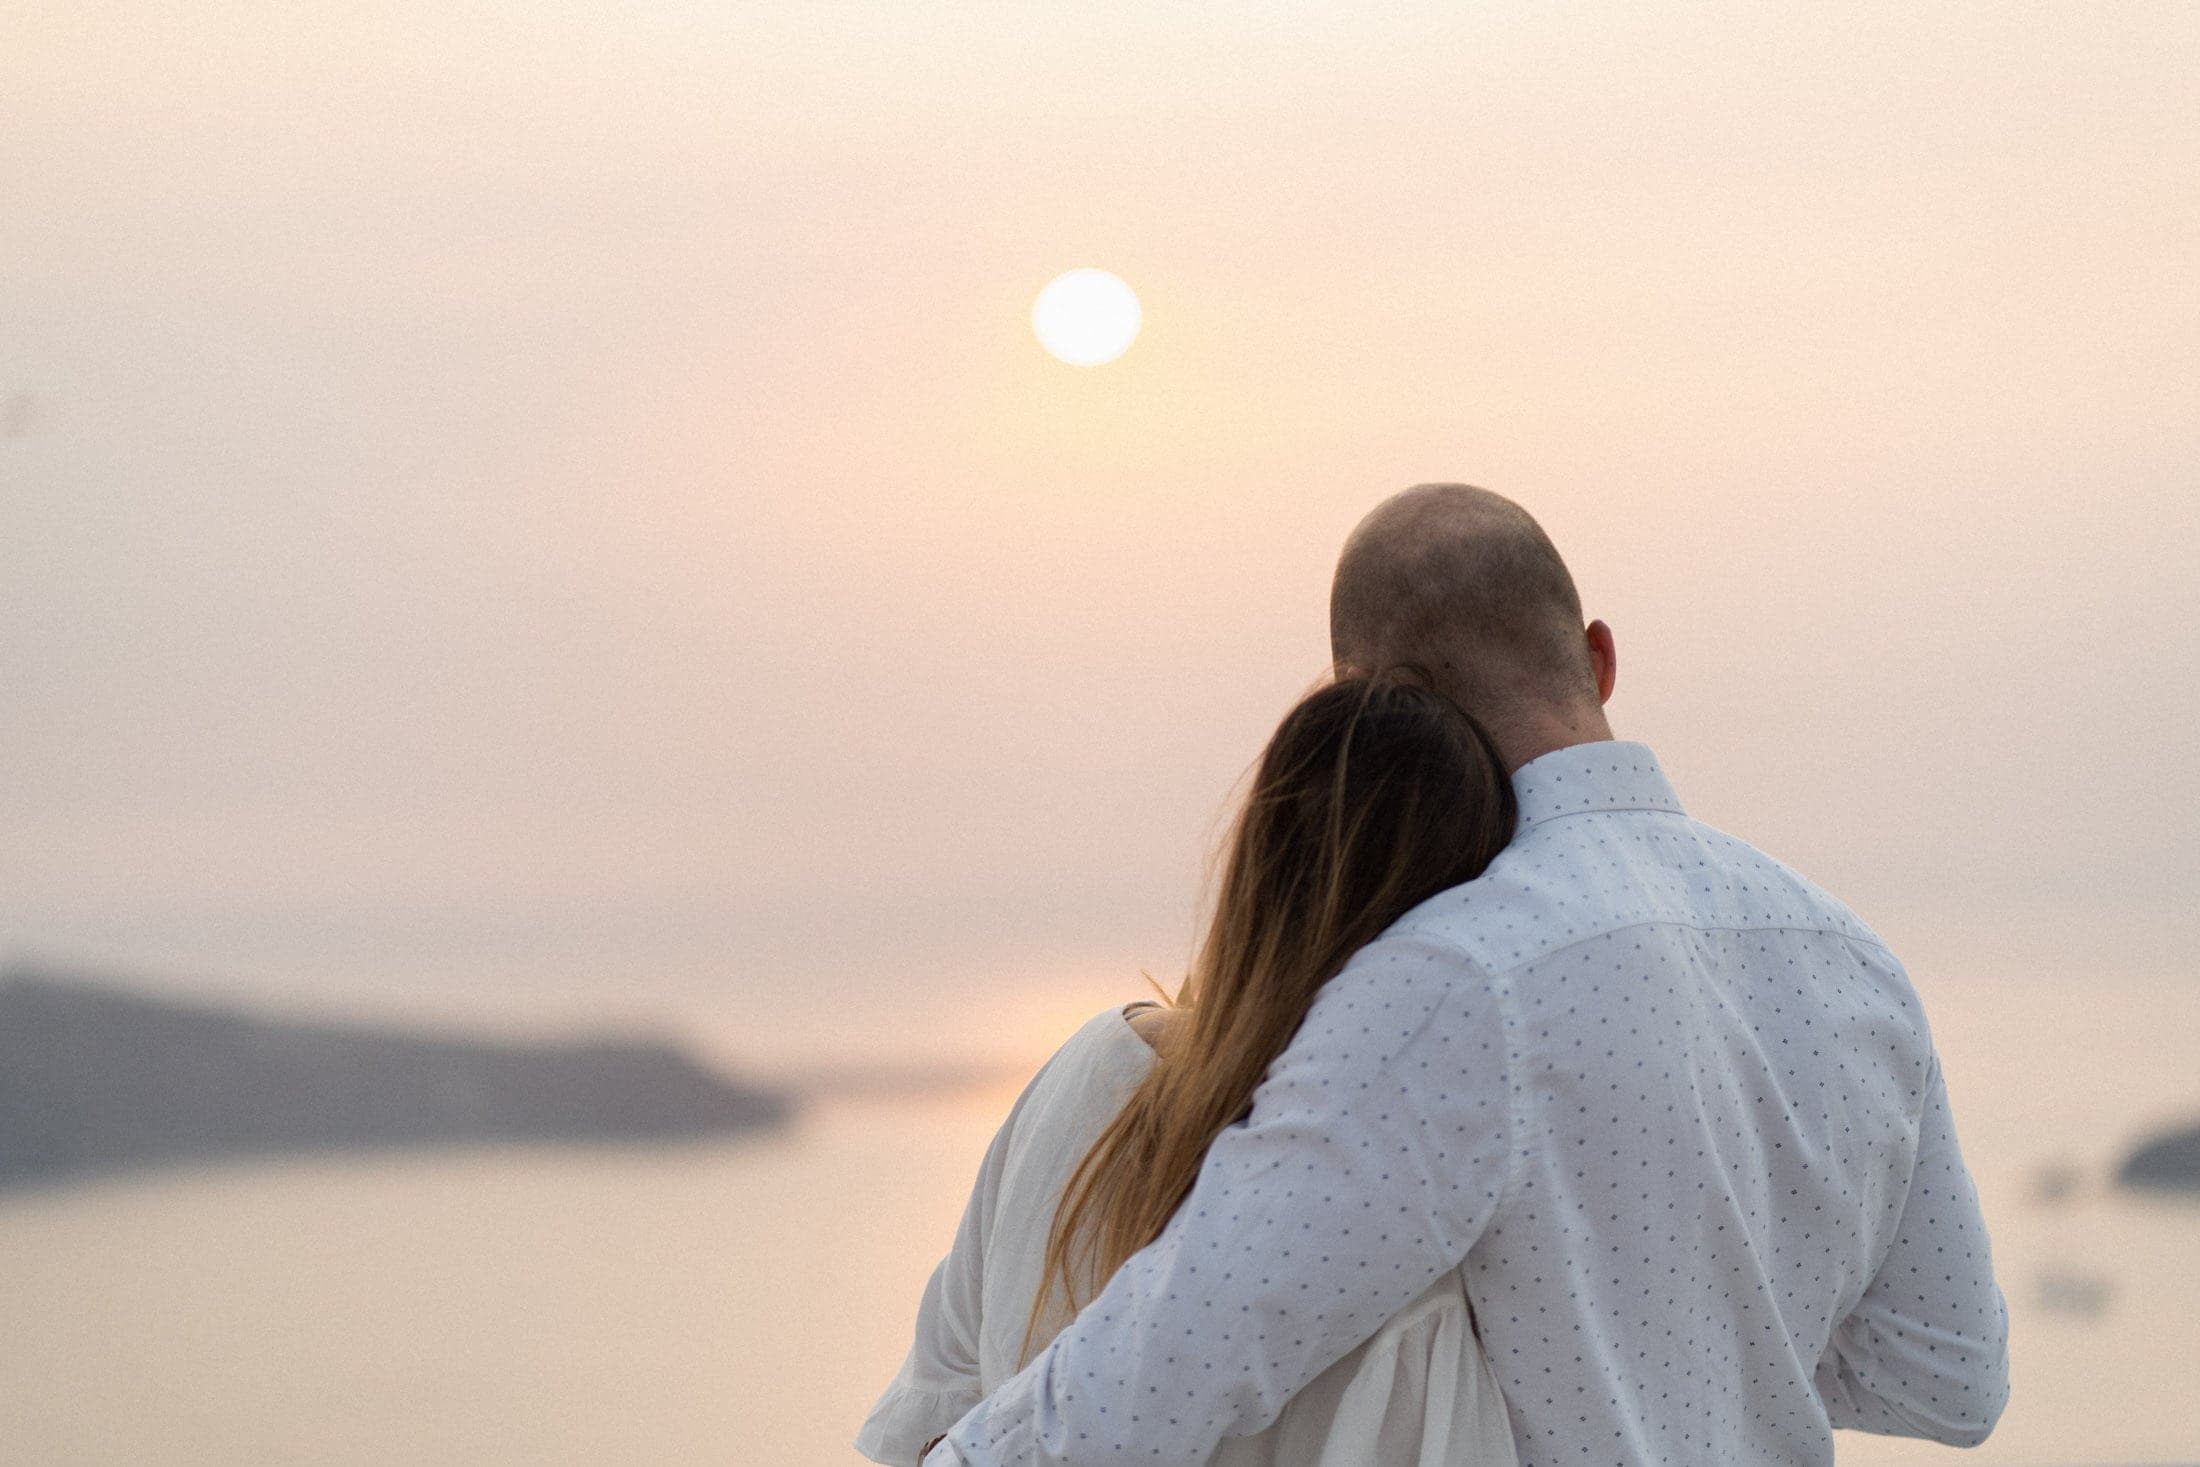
xmin=1022 ymin=672 xmax=1515 ymax=1361
xmin=1196 ymin=672 xmax=1516 ymax=1035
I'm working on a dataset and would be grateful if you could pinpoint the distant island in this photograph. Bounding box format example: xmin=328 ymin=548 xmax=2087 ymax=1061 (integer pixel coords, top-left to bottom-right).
xmin=2118 ymin=1120 xmax=2200 ymax=1193
xmin=0 ymin=965 xmax=794 ymax=1189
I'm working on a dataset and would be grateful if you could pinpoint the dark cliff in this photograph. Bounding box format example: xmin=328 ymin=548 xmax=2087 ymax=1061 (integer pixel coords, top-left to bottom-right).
xmin=0 ymin=966 xmax=793 ymax=1187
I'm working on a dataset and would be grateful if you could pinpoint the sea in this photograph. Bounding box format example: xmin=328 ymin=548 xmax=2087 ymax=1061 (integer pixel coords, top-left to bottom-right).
xmin=1 ymin=973 xmax=2194 ymax=1466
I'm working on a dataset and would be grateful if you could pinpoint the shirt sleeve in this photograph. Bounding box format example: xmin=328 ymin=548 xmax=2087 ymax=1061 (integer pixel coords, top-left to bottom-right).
xmin=1814 ymin=1050 xmax=2010 ymax=1447
xmin=923 ymin=930 xmax=1517 ymax=1467
xmin=854 ymin=1080 xmax=1016 ymax=1465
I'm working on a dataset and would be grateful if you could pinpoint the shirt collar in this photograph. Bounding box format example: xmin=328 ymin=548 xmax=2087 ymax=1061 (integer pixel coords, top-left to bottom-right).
xmin=1510 ymin=740 xmax=1685 ymax=830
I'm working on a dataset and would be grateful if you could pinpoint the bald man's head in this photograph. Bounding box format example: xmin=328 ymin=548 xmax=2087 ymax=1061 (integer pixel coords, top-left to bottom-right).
xmin=1330 ymin=485 xmax=1609 ymax=764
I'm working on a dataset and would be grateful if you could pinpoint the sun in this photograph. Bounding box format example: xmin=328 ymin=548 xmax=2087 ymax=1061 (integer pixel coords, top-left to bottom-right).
xmin=1031 ymin=269 xmax=1141 ymax=366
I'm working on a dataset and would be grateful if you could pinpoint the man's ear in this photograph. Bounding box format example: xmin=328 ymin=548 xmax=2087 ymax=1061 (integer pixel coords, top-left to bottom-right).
xmin=1585 ymin=620 xmax=1617 ymax=704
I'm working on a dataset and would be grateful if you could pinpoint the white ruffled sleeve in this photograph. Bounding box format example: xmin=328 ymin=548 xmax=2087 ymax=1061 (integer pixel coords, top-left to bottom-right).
xmin=855 ymin=1059 xmax=1049 ymax=1465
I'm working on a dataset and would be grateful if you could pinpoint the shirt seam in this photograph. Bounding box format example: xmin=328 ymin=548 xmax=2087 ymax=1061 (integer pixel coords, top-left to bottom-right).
xmin=1488 ymin=961 xmax=1529 ymax=1223
xmin=1514 ymin=799 xmax=1688 ymax=829
xmin=1422 ymin=914 xmax=1896 ymax=984
xmin=1855 ymin=1049 xmax=1942 ymax=1300
xmin=1373 ymin=933 xmax=1526 ymax=1255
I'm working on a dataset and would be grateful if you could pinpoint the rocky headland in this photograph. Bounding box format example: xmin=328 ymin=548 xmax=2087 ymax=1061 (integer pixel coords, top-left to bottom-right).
xmin=0 ymin=965 xmax=794 ymax=1189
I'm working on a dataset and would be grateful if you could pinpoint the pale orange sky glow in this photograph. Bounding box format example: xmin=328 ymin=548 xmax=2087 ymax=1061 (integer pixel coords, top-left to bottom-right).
xmin=3 ymin=2 xmax=2196 ymax=1069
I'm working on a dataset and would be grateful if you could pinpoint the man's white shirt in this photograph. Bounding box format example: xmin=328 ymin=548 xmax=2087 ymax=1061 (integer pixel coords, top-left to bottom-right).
xmin=926 ymin=740 xmax=2008 ymax=1466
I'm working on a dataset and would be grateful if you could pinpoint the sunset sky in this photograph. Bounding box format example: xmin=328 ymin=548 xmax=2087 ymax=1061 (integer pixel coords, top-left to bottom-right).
xmin=3 ymin=2 xmax=2195 ymax=1068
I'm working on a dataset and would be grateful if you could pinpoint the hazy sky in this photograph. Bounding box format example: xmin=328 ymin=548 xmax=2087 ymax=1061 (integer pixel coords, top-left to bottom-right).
xmin=4 ymin=2 xmax=2195 ymax=1063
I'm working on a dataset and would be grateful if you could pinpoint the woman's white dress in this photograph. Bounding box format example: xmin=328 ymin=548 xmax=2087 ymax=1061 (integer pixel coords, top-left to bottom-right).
xmin=855 ymin=1004 xmax=1518 ymax=1467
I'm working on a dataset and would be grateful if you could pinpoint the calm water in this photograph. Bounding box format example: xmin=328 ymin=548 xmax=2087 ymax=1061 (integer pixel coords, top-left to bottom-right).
xmin=1 ymin=977 xmax=2194 ymax=1466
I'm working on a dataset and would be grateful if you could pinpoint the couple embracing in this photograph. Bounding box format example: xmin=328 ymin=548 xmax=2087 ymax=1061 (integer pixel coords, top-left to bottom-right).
xmin=857 ymin=485 xmax=2010 ymax=1467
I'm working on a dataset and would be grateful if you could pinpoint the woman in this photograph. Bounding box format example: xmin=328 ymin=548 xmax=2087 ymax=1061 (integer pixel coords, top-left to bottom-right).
xmin=856 ymin=674 xmax=1520 ymax=1466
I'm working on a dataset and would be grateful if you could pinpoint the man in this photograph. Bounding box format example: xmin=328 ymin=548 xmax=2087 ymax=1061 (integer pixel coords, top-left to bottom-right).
xmin=923 ymin=484 xmax=2008 ymax=1465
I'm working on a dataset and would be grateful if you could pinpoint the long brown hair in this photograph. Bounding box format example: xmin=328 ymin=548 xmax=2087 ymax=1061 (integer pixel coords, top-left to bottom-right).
xmin=1019 ymin=672 xmax=1516 ymax=1363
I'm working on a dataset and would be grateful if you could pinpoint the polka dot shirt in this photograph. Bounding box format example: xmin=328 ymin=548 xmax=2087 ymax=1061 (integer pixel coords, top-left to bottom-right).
xmin=926 ymin=741 xmax=2009 ymax=1466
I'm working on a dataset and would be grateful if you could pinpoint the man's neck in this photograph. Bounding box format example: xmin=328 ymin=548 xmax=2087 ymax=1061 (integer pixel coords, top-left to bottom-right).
xmin=1498 ymin=708 xmax=1618 ymax=775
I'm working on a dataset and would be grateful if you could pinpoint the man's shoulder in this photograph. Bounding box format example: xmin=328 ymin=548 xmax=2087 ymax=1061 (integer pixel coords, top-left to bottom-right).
xmin=1387 ymin=806 xmax=1897 ymax=979
xmin=1680 ymin=813 xmax=1896 ymax=951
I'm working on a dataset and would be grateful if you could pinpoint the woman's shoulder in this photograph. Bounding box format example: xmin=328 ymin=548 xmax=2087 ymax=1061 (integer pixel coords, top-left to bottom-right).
xmin=1058 ymin=1002 xmax=1164 ymax=1072
xmin=979 ymin=1005 xmax=1159 ymax=1196
xmin=1008 ymin=1005 xmax=1157 ymax=1119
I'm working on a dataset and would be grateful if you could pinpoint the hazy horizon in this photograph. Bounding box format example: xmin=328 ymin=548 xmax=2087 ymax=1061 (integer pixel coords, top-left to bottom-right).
xmin=5 ymin=2 xmax=2196 ymax=1071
